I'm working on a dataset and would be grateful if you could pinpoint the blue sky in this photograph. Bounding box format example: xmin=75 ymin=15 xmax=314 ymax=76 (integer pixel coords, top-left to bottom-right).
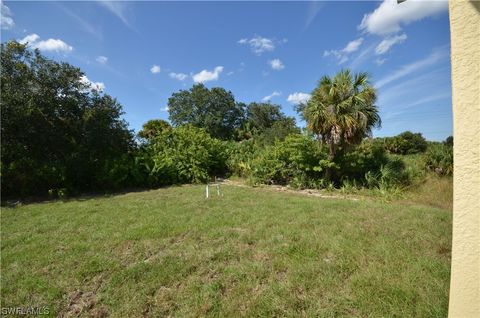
xmin=1 ymin=0 xmax=452 ymax=140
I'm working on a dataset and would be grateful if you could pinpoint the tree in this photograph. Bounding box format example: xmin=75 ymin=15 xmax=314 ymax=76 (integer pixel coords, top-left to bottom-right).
xmin=245 ymin=102 xmax=284 ymax=131
xmin=383 ymin=131 xmax=428 ymax=154
xmin=142 ymin=125 xmax=227 ymax=184
xmin=256 ymin=118 xmax=301 ymax=145
xmin=138 ymin=119 xmax=171 ymax=141
xmin=1 ymin=41 xmax=134 ymax=197
xmin=444 ymin=135 xmax=453 ymax=147
xmin=241 ymin=102 xmax=300 ymax=144
xmin=300 ymin=69 xmax=381 ymax=161
xmin=167 ymin=84 xmax=245 ymax=140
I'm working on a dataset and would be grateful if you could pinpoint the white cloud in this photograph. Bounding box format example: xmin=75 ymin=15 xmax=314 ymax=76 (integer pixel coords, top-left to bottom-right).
xmin=58 ymin=3 xmax=101 ymax=40
xmin=96 ymin=1 xmax=133 ymax=29
xmin=359 ymin=0 xmax=448 ymax=35
xmin=160 ymin=106 xmax=169 ymax=112
xmin=343 ymin=38 xmax=364 ymax=53
xmin=96 ymin=55 xmax=108 ymax=64
xmin=169 ymin=72 xmax=188 ymax=81
xmin=227 ymin=71 xmax=234 ymax=76
xmin=378 ymin=66 xmax=450 ymax=106
xmin=375 ymin=58 xmax=387 ymax=66
xmin=192 ymin=66 xmax=223 ymax=83
xmin=349 ymin=43 xmax=376 ymax=70
xmin=262 ymin=91 xmax=281 ymax=102
xmin=80 ymin=75 xmax=105 ymax=91
xmin=238 ymin=35 xmax=285 ymax=55
xmin=150 ymin=65 xmax=161 ymax=74
xmin=375 ymin=33 xmax=407 ymax=55
xmin=19 ymin=33 xmax=40 ymax=44
xmin=237 ymin=62 xmax=245 ymax=72
xmin=375 ymin=47 xmax=448 ymax=88
xmin=324 ymin=38 xmax=363 ymax=64
xmin=35 ymin=39 xmax=73 ymax=52
xmin=304 ymin=2 xmax=325 ymax=30
xmin=338 ymin=56 xmax=349 ymax=65
xmin=287 ymin=92 xmax=311 ymax=104
xmin=378 ymin=67 xmax=452 ymax=121
xmin=269 ymin=59 xmax=285 ymax=70
xmin=405 ymin=92 xmax=451 ymax=108
xmin=19 ymin=34 xmax=73 ymax=53
xmin=1 ymin=0 xmax=14 ymax=30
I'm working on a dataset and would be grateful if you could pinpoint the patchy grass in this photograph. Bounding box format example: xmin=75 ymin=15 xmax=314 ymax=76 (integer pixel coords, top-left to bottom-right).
xmin=1 ymin=185 xmax=451 ymax=317
xmin=403 ymin=174 xmax=453 ymax=211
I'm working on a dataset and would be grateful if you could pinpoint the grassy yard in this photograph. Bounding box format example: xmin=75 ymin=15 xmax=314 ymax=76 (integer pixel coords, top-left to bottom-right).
xmin=1 ymin=185 xmax=451 ymax=317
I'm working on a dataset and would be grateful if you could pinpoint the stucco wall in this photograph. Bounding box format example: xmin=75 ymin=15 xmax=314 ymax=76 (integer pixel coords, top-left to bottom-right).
xmin=448 ymin=1 xmax=480 ymax=317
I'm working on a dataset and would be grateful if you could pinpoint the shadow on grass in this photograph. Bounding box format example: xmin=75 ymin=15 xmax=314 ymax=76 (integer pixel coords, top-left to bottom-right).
xmin=1 ymin=184 xmax=189 ymax=207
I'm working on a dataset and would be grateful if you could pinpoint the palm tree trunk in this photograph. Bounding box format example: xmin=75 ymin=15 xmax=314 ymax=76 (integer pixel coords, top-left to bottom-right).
xmin=325 ymin=142 xmax=336 ymax=182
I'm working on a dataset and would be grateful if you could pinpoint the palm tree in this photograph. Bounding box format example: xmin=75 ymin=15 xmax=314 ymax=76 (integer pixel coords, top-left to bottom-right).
xmin=303 ymin=69 xmax=381 ymax=161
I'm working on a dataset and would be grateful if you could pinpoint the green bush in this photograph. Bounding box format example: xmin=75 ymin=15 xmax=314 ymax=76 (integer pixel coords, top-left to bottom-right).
xmin=97 ymin=153 xmax=148 ymax=190
xmin=143 ymin=125 xmax=227 ymax=185
xmin=424 ymin=144 xmax=453 ymax=176
xmin=336 ymin=140 xmax=416 ymax=190
xmin=225 ymin=139 xmax=259 ymax=177
xmin=47 ymin=188 xmax=69 ymax=199
xmin=246 ymin=137 xmax=414 ymax=190
xmin=254 ymin=118 xmax=301 ymax=146
xmin=336 ymin=139 xmax=389 ymax=185
xmin=249 ymin=134 xmax=333 ymax=188
xmin=383 ymin=131 xmax=428 ymax=155
xmin=365 ymin=157 xmax=411 ymax=190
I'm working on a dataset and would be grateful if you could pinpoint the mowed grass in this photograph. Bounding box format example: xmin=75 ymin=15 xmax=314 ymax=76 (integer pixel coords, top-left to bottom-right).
xmin=1 ymin=185 xmax=451 ymax=317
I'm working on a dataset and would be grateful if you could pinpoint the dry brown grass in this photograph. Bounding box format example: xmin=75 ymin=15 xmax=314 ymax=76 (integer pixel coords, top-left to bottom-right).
xmin=403 ymin=174 xmax=453 ymax=210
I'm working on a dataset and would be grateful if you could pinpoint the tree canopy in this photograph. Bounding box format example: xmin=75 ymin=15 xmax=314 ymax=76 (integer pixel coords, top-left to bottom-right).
xmin=1 ymin=41 xmax=133 ymax=197
xmin=382 ymin=131 xmax=428 ymax=155
xmin=138 ymin=119 xmax=171 ymax=141
xmin=167 ymin=84 xmax=245 ymax=140
xmin=244 ymin=103 xmax=299 ymax=144
xmin=300 ymin=69 xmax=381 ymax=159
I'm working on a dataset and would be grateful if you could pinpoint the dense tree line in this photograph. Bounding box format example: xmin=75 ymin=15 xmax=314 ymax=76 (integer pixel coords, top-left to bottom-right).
xmin=0 ymin=42 xmax=300 ymax=198
xmin=1 ymin=42 xmax=134 ymax=197
xmin=1 ymin=41 xmax=451 ymax=199
xmin=166 ymin=84 xmax=299 ymax=143
xmin=378 ymin=131 xmax=428 ymax=155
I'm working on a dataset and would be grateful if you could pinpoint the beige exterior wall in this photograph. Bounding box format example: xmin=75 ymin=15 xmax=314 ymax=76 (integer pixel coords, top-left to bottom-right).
xmin=448 ymin=1 xmax=480 ymax=317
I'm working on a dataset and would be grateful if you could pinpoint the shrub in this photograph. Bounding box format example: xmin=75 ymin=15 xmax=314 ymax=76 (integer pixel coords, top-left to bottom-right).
xmin=247 ymin=137 xmax=413 ymax=190
xmin=249 ymin=134 xmax=333 ymax=188
xmin=97 ymin=153 xmax=148 ymax=190
xmin=254 ymin=118 xmax=301 ymax=146
xmin=424 ymin=144 xmax=453 ymax=176
xmin=383 ymin=131 xmax=428 ymax=155
xmin=365 ymin=157 xmax=411 ymax=189
xmin=336 ymin=139 xmax=389 ymax=185
xmin=225 ymin=139 xmax=259 ymax=177
xmin=144 ymin=125 xmax=227 ymax=185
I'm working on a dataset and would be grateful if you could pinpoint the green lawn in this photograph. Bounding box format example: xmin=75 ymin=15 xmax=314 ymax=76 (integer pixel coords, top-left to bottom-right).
xmin=1 ymin=185 xmax=451 ymax=317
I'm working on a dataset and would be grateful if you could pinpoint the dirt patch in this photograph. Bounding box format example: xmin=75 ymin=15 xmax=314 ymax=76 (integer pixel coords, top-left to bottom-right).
xmin=59 ymin=274 xmax=108 ymax=317
xmin=59 ymin=290 xmax=108 ymax=318
xmin=116 ymin=240 xmax=136 ymax=266
xmin=437 ymin=244 xmax=451 ymax=256
xmin=220 ymin=179 xmax=359 ymax=201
